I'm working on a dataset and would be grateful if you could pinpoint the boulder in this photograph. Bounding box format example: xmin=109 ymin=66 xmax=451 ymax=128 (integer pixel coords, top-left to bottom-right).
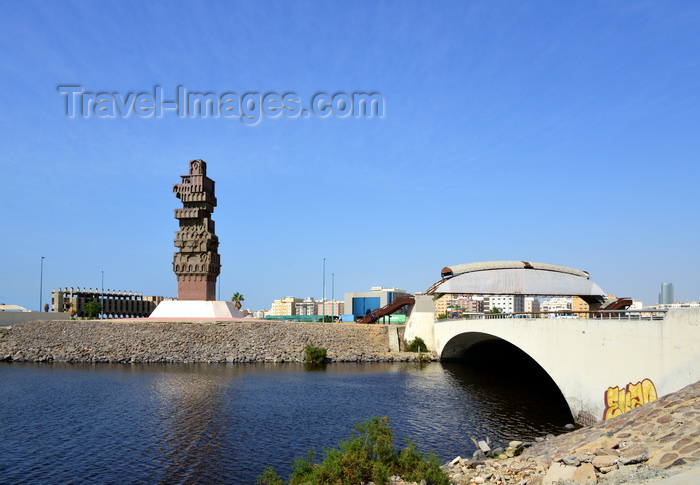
xmin=472 ymin=450 xmax=487 ymax=461
xmin=478 ymin=440 xmax=492 ymax=453
xmin=543 ymin=462 xmax=597 ymax=484
xmin=560 ymin=454 xmax=581 ymax=467
xmin=620 ymin=447 xmax=648 ymax=465
xmin=592 ymin=455 xmax=618 ymax=468
xmin=575 ymin=436 xmax=619 ymax=454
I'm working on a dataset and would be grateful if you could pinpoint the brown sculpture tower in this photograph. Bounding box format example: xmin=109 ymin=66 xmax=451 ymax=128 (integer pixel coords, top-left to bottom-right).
xmin=172 ymin=160 xmax=221 ymax=301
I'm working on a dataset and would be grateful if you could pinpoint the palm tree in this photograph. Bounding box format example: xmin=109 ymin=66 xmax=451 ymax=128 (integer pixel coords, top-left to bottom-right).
xmin=231 ymin=292 xmax=245 ymax=310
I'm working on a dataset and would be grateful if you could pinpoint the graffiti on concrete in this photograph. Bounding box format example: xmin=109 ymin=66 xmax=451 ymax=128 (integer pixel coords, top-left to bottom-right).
xmin=604 ymin=378 xmax=657 ymax=420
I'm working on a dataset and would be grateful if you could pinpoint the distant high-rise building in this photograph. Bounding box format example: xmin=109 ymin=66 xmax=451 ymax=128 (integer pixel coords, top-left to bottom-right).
xmin=571 ymin=296 xmax=590 ymax=317
xmin=295 ymin=297 xmax=317 ymax=316
xmin=542 ymin=297 xmax=572 ymax=313
xmin=453 ymin=295 xmax=484 ymax=313
xmin=524 ymin=297 xmax=541 ymax=313
xmin=315 ymin=299 xmax=344 ymax=317
xmin=270 ymin=297 xmax=304 ymax=315
xmin=433 ymin=294 xmax=454 ymax=317
xmin=659 ymin=283 xmax=675 ymax=305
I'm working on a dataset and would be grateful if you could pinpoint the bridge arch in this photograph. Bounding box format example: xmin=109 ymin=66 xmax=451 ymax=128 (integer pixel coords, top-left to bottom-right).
xmin=441 ymin=331 xmax=572 ymax=418
xmin=442 ymin=330 xmax=536 ymax=361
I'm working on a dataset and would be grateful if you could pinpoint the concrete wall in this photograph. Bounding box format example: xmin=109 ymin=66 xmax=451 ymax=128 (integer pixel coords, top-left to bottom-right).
xmin=406 ymin=308 xmax=700 ymax=425
xmin=0 ymin=312 xmax=71 ymax=325
xmin=404 ymin=295 xmax=436 ymax=349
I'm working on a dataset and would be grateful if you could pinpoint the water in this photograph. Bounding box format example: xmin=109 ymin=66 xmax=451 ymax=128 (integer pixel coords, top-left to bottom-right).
xmin=0 ymin=362 xmax=572 ymax=484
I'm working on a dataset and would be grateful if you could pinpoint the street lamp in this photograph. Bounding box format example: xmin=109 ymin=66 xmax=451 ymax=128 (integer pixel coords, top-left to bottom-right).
xmin=322 ymin=258 xmax=326 ymax=323
xmin=101 ymin=271 xmax=104 ymax=319
xmin=39 ymin=256 xmax=45 ymax=312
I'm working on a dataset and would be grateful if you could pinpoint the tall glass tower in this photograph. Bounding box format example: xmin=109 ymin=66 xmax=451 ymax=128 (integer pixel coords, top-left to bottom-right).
xmin=659 ymin=283 xmax=674 ymax=305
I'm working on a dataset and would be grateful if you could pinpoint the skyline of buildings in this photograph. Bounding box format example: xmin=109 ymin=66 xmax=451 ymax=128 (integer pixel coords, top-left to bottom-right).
xmin=260 ymin=281 xmax=691 ymax=318
xmin=269 ymin=296 xmax=345 ymax=317
xmin=21 ymin=279 xmax=696 ymax=321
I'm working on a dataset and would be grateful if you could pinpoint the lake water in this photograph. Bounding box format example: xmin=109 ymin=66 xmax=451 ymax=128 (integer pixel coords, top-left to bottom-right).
xmin=0 ymin=362 xmax=573 ymax=484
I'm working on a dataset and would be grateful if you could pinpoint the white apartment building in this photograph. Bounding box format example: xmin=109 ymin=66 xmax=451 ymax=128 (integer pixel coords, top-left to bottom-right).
xmin=652 ymin=301 xmax=700 ymax=310
xmin=253 ymin=309 xmax=269 ymax=319
xmin=629 ymin=300 xmax=644 ymax=310
xmin=295 ymin=297 xmax=317 ymax=315
xmin=484 ymin=295 xmax=524 ymax=313
xmin=542 ymin=297 xmax=572 ymax=313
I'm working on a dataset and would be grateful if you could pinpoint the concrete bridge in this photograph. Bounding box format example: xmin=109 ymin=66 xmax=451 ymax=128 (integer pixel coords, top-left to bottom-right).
xmin=403 ymin=261 xmax=700 ymax=425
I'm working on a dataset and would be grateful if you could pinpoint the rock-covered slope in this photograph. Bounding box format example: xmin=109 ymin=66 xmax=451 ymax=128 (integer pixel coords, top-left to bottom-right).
xmin=0 ymin=319 xmax=418 ymax=363
xmin=443 ymin=380 xmax=700 ymax=484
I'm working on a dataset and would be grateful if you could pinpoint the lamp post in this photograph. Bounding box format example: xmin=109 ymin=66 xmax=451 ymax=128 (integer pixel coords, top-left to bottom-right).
xmin=322 ymin=258 xmax=326 ymax=323
xmin=39 ymin=256 xmax=45 ymax=311
xmin=101 ymin=271 xmax=104 ymax=319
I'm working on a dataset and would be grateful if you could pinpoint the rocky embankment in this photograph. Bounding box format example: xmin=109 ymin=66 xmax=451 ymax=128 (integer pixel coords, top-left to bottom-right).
xmin=442 ymin=380 xmax=700 ymax=484
xmin=0 ymin=319 xmax=425 ymax=363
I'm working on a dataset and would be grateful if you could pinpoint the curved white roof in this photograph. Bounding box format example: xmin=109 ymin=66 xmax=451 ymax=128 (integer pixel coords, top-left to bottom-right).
xmin=430 ymin=261 xmax=605 ymax=297
xmin=442 ymin=261 xmax=589 ymax=278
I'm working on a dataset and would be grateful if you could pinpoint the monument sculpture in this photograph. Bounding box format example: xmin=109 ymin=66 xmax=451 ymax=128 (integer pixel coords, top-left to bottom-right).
xmin=149 ymin=159 xmax=241 ymax=319
xmin=172 ymin=159 xmax=221 ymax=300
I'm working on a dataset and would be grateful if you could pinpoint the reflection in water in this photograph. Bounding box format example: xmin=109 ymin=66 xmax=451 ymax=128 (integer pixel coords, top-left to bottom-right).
xmin=0 ymin=362 xmax=574 ymax=484
xmin=389 ymin=362 xmax=573 ymax=457
xmin=149 ymin=367 xmax=237 ymax=483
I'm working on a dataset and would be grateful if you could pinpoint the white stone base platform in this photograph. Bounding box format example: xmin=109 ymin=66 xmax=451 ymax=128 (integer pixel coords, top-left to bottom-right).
xmin=149 ymin=300 xmax=244 ymax=319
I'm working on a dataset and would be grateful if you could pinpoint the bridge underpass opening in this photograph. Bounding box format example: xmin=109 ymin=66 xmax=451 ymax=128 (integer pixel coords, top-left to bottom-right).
xmin=441 ymin=332 xmax=575 ymax=428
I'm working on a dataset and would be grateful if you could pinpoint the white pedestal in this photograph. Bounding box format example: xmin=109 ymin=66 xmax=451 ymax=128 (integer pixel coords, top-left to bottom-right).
xmin=149 ymin=300 xmax=244 ymax=319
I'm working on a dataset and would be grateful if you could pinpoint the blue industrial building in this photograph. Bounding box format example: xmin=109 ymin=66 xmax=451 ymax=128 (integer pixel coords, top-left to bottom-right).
xmin=343 ymin=287 xmax=411 ymax=321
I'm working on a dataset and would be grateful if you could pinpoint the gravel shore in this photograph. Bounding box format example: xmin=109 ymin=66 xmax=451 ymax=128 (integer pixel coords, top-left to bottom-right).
xmin=0 ymin=319 xmax=427 ymax=363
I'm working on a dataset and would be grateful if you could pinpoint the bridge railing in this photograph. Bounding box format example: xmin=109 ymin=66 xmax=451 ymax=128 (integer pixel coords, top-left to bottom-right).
xmin=441 ymin=310 xmax=667 ymax=321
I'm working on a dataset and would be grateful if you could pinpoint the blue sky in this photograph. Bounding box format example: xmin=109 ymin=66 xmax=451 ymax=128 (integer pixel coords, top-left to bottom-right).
xmin=1 ymin=1 xmax=699 ymax=311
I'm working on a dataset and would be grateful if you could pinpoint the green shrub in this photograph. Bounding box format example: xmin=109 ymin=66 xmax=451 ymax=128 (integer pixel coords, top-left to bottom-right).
xmin=403 ymin=337 xmax=428 ymax=353
xmin=84 ymin=300 xmax=101 ymax=319
xmin=396 ymin=440 xmax=448 ymax=484
xmin=258 ymin=416 xmax=449 ymax=485
xmin=257 ymin=466 xmax=284 ymax=485
xmin=304 ymin=343 xmax=328 ymax=365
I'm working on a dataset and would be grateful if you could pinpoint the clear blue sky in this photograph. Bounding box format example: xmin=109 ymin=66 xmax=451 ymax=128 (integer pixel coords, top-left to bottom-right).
xmin=1 ymin=1 xmax=699 ymax=311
